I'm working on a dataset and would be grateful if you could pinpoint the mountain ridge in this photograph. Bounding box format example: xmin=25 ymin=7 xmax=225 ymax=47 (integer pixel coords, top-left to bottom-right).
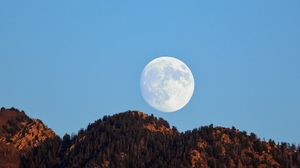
xmin=1 ymin=107 xmax=300 ymax=168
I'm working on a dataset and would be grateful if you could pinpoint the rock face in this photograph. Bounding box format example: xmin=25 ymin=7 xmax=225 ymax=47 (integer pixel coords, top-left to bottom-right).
xmin=0 ymin=107 xmax=56 ymax=168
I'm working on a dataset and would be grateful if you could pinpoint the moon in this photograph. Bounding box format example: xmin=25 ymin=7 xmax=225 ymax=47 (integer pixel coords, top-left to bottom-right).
xmin=140 ymin=56 xmax=195 ymax=112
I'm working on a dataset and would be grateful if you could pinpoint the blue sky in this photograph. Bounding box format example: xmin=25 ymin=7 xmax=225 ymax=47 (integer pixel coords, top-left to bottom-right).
xmin=1 ymin=1 xmax=300 ymax=143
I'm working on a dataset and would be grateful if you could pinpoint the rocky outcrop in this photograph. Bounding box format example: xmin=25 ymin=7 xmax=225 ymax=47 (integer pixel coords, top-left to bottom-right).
xmin=0 ymin=107 xmax=56 ymax=167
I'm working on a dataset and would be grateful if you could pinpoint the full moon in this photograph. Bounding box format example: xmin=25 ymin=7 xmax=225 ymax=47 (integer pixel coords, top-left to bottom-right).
xmin=140 ymin=56 xmax=195 ymax=112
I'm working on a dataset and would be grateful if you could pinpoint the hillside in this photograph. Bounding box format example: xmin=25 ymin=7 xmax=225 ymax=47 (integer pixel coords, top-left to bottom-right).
xmin=20 ymin=110 xmax=300 ymax=168
xmin=0 ymin=107 xmax=57 ymax=168
xmin=0 ymin=108 xmax=300 ymax=167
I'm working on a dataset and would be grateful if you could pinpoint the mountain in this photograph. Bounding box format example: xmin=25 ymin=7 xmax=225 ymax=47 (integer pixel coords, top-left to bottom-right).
xmin=0 ymin=107 xmax=56 ymax=168
xmin=1 ymin=108 xmax=300 ymax=168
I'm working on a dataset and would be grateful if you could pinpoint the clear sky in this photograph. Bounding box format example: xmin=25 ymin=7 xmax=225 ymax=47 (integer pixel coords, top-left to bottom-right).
xmin=1 ymin=1 xmax=300 ymax=144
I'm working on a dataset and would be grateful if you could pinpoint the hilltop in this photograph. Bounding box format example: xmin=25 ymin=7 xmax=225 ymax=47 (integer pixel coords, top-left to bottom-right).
xmin=0 ymin=107 xmax=56 ymax=168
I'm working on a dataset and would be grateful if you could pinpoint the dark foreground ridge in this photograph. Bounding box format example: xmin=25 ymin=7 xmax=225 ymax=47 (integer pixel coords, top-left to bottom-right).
xmin=0 ymin=107 xmax=300 ymax=168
